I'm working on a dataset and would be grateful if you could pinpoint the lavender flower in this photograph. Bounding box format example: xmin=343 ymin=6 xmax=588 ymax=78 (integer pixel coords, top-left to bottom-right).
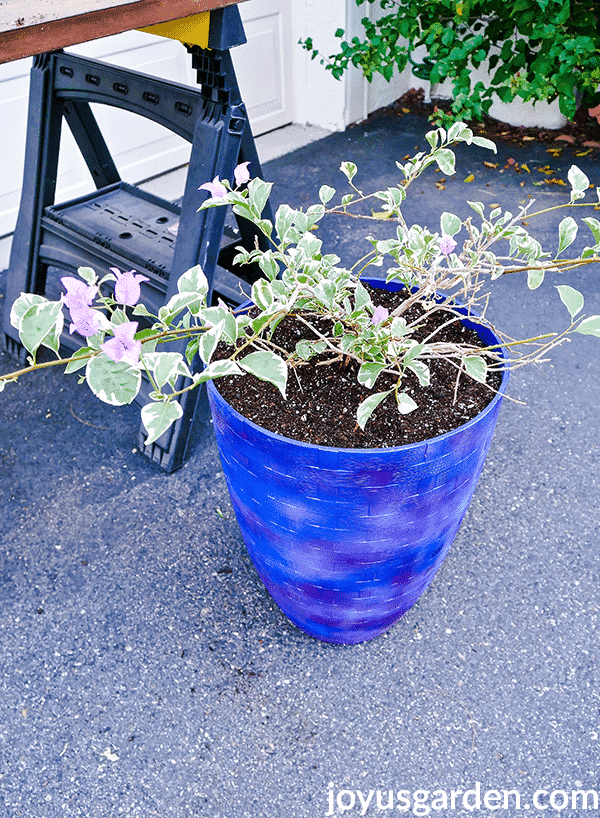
xmin=68 ymin=304 xmax=101 ymax=338
xmin=199 ymin=176 xmax=227 ymax=199
xmin=101 ymin=321 xmax=142 ymax=366
xmin=110 ymin=267 xmax=149 ymax=307
xmin=234 ymin=162 xmax=251 ymax=187
xmin=439 ymin=234 xmax=457 ymax=255
xmin=371 ymin=305 xmax=389 ymax=325
xmin=61 ymin=276 xmax=100 ymax=337
xmin=61 ymin=276 xmax=97 ymax=311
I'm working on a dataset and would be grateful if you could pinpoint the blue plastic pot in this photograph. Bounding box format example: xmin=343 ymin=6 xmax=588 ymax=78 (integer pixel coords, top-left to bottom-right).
xmin=207 ymin=279 xmax=509 ymax=644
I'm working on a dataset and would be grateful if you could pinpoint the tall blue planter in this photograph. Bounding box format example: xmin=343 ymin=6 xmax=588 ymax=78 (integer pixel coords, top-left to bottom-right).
xmin=207 ymin=280 xmax=509 ymax=644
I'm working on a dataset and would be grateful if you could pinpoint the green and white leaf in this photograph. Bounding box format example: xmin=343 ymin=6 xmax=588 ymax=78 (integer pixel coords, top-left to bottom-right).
xmin=440 ymin=211 xmax=462 ymax=237
xmin=527 ymin=267 xmax=545 ymax=290
xmin=247 ymin=178 xmax=273 ymax=217
xmin=396 ymin=391 xmax=418 ymax=414
xmin=357 ymin=362 xmax=386 ymax=390
xmin=582 ymin=217 xmax=600 ymax=244
xmin=407 ymin=360 xmax=430 ymax=387
xmin=161 ymin=291 xmax=205 ymax=323
xmin=177 ymin=264 xmax=209 ymax=299
xmin=568 ymin=165 xmax=589 ymax=202
xmin=19 ymin=300 xmax=64 ymax=357
xmin=471 ymin=136 xmax=497 ymax=152
xmin=251 ymin=279 xmax=275 ymax=311
xmin=434 ymin=148 xmax=456 ymax=176
xmin=354 ymin=279 xmax=372 ymax=312
xmin=556 ymin=285 xmax=584 ymax=320
xmin=86 ymin=355 xmax=142 ymax=406
xmin=194 ymin=358 xmax=244 ymax=384
xmin=275 ymin=204 xmax=296 ymax=243
xmin=143 ymin=351 xmax=192 ymax=389
xmin=340 ymin=161 xmax=357 ymax=182
xmin=240 ymin=350 xmax=287 ymax=397
xmin=64 ymin=347 xmax=93 ymax=374
xmin=464 ymin=354 xmax=487 ymax=383
xmin=319 ymin=185 xmax=336 ymax=205
xmin=356 ymin=390 xmax=391 ymax=430
xmin=198 ymin=320 xmax=224 ymax=365
xmin=10 ymin=292 xmax=49 ymax=331
xmin=77 ymin=266 xmax=98 ymax=285
xmin=295 ymin=340 xmax=328 ymax=361
xmin=141 ymin=400 xmax=183 ymax=446
xmin=574 ymin=315 xmax=600 ymax=336
xmin=467 ymin=201 xmax=485 ymax=218
xmin=557 ymin=216 xmax=578 ymax=254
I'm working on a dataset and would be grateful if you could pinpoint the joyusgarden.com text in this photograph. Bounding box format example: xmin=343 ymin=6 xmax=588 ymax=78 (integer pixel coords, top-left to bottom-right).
xmin=326 ymin=782 xmax=600 ymax=815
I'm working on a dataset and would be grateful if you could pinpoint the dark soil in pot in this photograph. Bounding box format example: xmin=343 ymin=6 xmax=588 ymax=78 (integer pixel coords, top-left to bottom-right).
xmin=213 ymin=283 xmax=504 ymax=449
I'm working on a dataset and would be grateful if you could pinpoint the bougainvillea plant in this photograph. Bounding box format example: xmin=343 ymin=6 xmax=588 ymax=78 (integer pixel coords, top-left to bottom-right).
xmin=1 ymin=122 xmax=599 ymax=445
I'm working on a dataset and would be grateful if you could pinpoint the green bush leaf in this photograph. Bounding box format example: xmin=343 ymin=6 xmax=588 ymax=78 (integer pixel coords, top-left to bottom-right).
xmin=198 ymin=320 xmax=224 ymax=365
xmin=64 ymin=347 xmax=93 ymax=374
xmin=10 ymin=293 xmax=48 ymax=332
xmin=471 ymin=136 xmax=497 ymax=152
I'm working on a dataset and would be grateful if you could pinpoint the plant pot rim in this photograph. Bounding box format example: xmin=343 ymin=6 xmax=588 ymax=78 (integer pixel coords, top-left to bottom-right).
xmin=207 ymin=356 xmax=509 ymax=456
xmin=208 ymin=276 xmax=510 ymax=454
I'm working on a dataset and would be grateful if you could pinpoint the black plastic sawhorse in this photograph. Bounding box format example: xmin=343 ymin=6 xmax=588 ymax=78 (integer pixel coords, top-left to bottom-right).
xmin=2 ymin=6 xmax=271 ymax=472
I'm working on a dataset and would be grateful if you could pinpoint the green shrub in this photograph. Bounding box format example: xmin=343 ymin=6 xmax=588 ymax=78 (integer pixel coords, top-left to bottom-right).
xmin=303 ymin=0 xmax=600 ymax=124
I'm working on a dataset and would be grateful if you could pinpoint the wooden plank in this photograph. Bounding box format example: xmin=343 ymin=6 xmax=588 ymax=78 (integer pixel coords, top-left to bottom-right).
xmin=0 ymin=0 xmax=244 ymax=64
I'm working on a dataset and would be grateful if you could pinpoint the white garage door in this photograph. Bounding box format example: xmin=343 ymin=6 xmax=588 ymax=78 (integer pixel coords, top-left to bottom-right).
xmin=0 ymin=0 xmax=293 ymax=237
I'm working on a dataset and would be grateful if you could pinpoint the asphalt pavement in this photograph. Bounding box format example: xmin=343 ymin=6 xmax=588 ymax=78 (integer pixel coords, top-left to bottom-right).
xmin=0 ymin=112 xmax=599 ymax=817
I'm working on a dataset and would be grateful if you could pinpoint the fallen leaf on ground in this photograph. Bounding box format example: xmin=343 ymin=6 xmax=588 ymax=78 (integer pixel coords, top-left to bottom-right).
xmin=464 ymin=174 xmax=475 ymax=183
xmin=483 ymin=161 xmax=498 ymax=168
xmin=537 ymin=165 xmax=555 ymax=175
xmin=554 ymin=134 xmax=575 ymax=143
xmin=507 ymin=158 xmax=516 ymax=165
xmin=576 ymin=149 xmax=593 ymax=156
xmin=435 ymin=182 xmax=446 ymax=190
xmin=583 ymin=140 xmax=600 ymax=148
xmin=546 ymin=178 xmax=566 ymax=186
xmin=521 ymin=163 xmax=531 ymax=173
xmin=521 ymin=136 xmax=536 ymax=141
